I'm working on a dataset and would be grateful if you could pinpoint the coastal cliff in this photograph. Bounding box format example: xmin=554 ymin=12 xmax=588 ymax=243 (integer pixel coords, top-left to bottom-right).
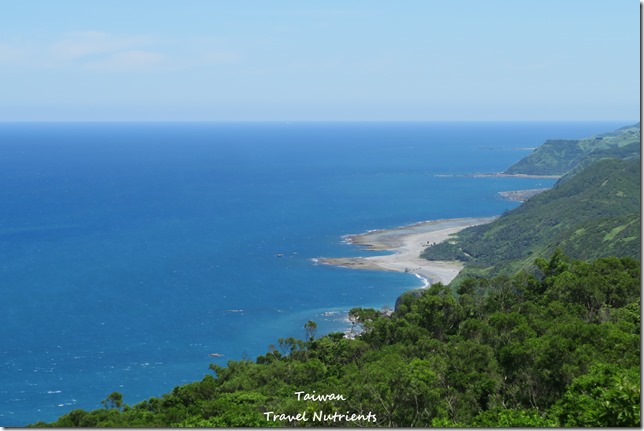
xmin=423 ymin=124 xmax=641 ymax=282
xmin=505 ymin=123 xmax=640 ymax=176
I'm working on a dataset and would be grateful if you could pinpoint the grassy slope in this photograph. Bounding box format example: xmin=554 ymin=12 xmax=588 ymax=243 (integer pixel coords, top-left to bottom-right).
xmin=505 ymin=123 xmax=640 ymax=175
xmin=422 ymin=158 xmax=641 ymax=281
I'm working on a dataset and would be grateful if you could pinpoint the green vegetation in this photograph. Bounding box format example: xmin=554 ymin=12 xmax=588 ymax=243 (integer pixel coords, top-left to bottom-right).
xmin=422 ymin=158 xmax=640 ymax=281
xmin=31 ymin=253 xmax=640 ymax=427
xmin=505 ymin=123 xmax=640 ymax=176
xmin=31 ymin=123 xmax=641 ymax=428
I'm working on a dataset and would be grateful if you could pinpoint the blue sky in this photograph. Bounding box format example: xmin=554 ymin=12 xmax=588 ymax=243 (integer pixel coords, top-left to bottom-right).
xmin=0 ymin=0 xmax=639 ymax=121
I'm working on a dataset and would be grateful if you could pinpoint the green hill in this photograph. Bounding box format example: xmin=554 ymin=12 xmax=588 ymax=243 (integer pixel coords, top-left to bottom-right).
xmin=31 ymin=254 xmax=641 ymax=427
xmin=422 ymin=158 xmax=641 ymax=280
xmin=505 ymin=123 xmax=640 ymax=176
xmin=29 ymin=124 xmax=642 ymax=428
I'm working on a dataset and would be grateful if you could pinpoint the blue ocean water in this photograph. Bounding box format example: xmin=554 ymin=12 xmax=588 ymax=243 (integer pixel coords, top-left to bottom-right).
xmin=0 ymin=121 xmax=626 ymax=425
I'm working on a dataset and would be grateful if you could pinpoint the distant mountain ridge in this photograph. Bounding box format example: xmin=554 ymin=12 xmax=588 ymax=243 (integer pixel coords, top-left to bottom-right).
xmin=423 ymin=123 xmax=641 ymax=282
xmin=505 ymin=123 xmax=640 ymax=176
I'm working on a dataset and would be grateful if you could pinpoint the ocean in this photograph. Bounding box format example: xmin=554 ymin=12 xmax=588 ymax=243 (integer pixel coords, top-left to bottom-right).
xmin=0 ymin=121 xmax=625 ymax=425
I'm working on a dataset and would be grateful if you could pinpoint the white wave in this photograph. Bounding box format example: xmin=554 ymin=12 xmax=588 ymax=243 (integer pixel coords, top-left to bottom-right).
xmin=413 ymin=273 xmax=430 ymax=288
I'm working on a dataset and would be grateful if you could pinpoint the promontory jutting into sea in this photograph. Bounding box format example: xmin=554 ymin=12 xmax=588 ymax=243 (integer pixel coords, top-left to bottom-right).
xmin=0 ymin=121 xmax=635 ymax=425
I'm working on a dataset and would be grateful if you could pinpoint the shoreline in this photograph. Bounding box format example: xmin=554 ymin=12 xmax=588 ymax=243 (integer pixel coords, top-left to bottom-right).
xmin=498 ymin=187 xmax=550 ymax=202
xmin=435 ymin=172 xmax=561 ymax=179
xmin=316 ymin=217 xmax=496 ymax=286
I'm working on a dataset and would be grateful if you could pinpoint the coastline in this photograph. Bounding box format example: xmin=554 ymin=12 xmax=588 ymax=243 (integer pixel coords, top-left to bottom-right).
xmin=498 ymin=187 xmax=549 ymax=202
xmin=434 ymin=172 xmax=561 ymax=179
xmin=317 ymin=217 xmax=496 ymax=286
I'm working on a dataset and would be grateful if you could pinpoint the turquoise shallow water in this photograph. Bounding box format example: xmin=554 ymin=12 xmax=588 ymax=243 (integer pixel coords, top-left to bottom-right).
xmin=0 ymin=121 xmax=625 ymax=425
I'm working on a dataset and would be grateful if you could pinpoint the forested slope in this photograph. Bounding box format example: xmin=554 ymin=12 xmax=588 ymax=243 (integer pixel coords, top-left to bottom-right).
xmin=422 ymin=158 xmax=641 ymax=280
xmin=32 ymin=253 xmax=641 ymax=427
xmin=505 ymin=123 xmax=640 ymax=175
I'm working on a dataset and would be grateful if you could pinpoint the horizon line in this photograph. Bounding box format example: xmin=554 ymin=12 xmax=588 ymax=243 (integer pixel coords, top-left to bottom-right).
xmin=0 ymin=119 xmax=638 ymax=124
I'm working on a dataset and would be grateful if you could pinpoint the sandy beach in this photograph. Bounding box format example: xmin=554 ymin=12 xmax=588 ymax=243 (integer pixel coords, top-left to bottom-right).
xmin=317 ymin=217 xmax=496 ymax=286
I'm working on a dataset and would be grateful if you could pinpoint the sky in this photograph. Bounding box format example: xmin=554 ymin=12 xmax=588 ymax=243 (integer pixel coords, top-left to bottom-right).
xmin=0 ymin=0 xmax=639 ymax=121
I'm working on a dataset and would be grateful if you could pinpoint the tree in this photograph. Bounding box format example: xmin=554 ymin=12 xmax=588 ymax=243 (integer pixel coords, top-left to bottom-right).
xmin=304 ymin=320 xmax=317 ymax=341
xmin=407 ymin=284 xmax=463 ymax=340
xmin=470 ymin=408 xmax=557 ymax=427
xmin=101 ymin=392 xmax=124 ymax=410
xmin=277 ymin=336 xmax=304 ymax=357
xmin=552 ymin=363 xmax=640 ymax=427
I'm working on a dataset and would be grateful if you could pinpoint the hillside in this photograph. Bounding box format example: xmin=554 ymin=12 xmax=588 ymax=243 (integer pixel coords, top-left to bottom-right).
xmin=422 ymin=158 xmax=641 ymax=280
xmin=28 ymin=124 xmax=642 ymax=428
xmin=31 ymin=254 xmax=641 ymax=427
xmin=505 ymin=123 xmax=640 ymax=175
